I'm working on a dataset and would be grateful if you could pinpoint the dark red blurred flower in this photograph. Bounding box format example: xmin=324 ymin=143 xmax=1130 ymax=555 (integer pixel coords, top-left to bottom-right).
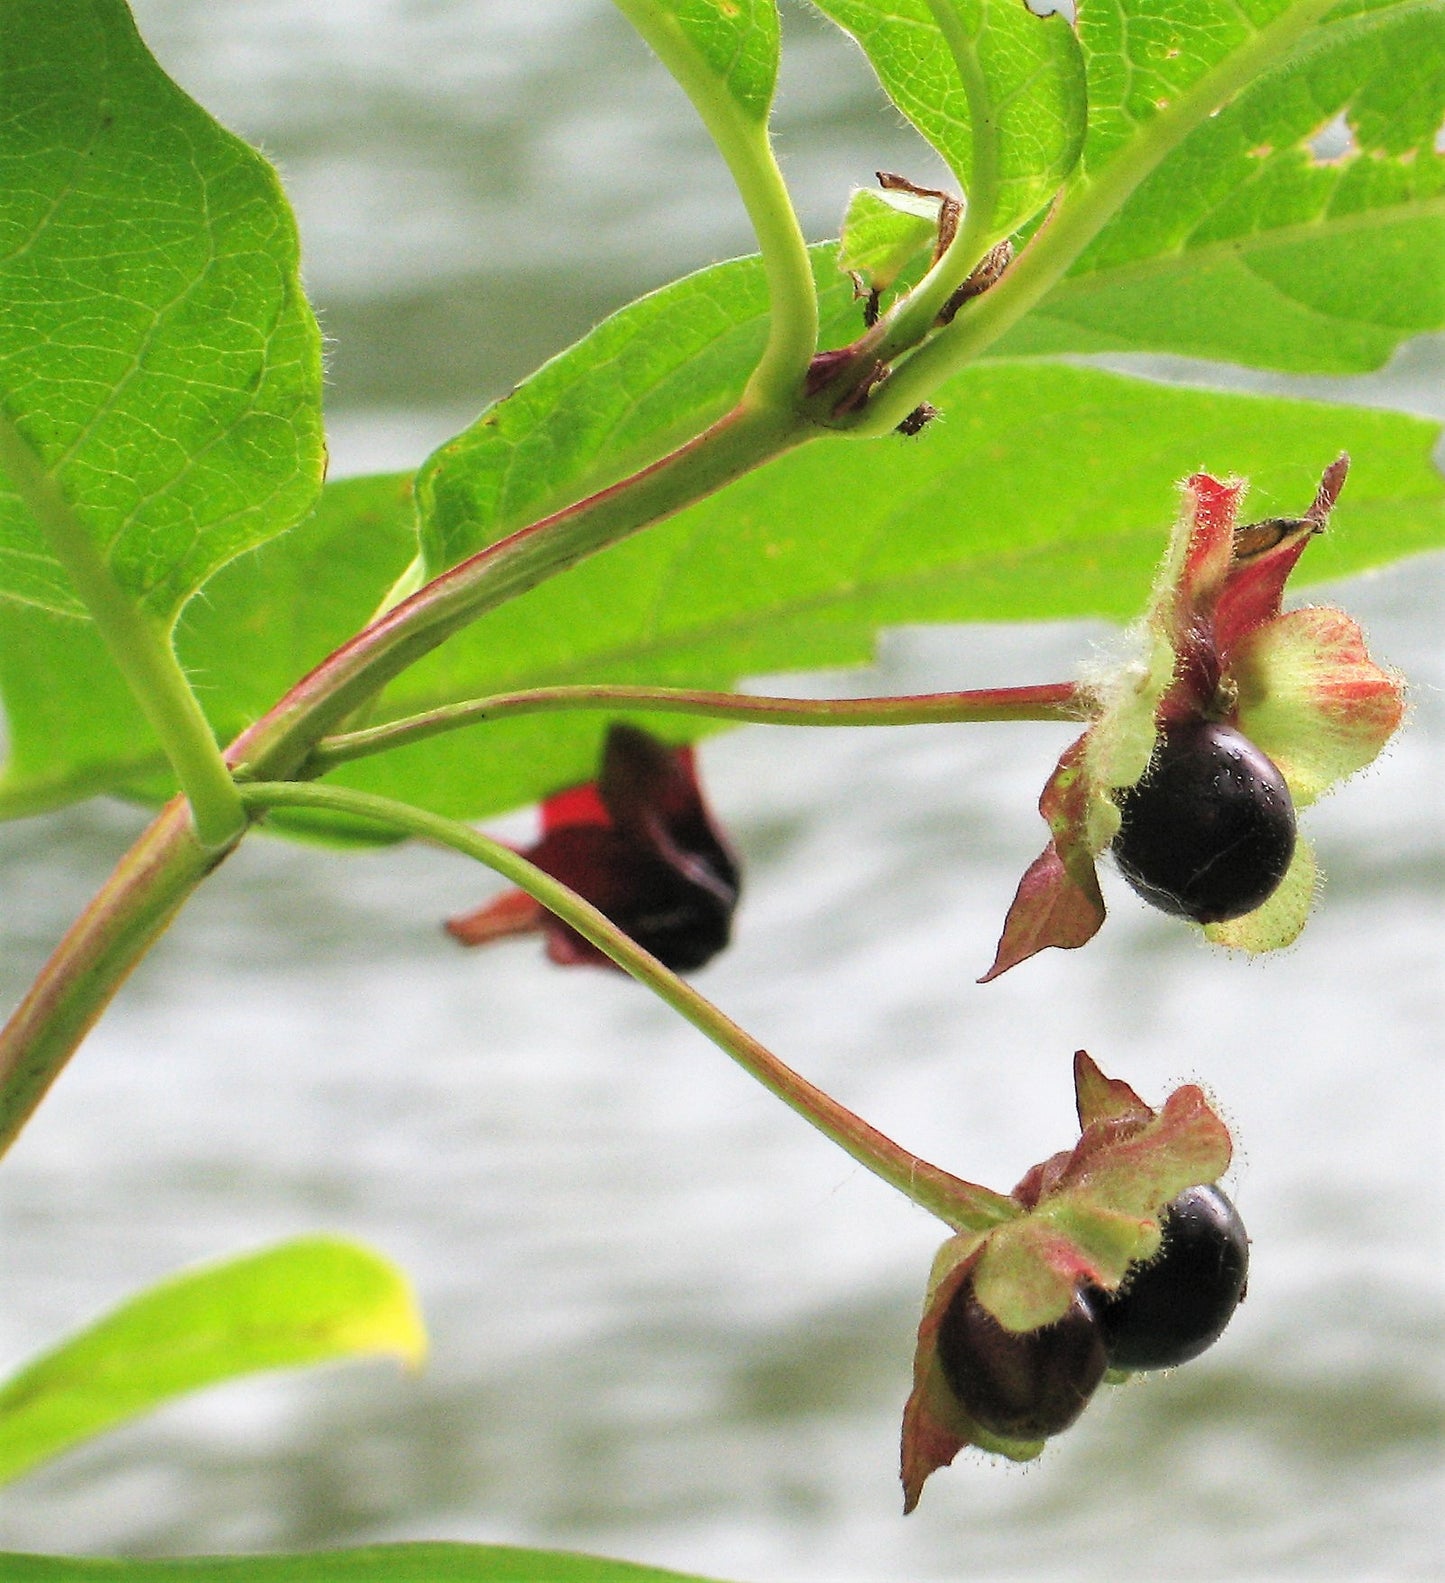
xmin=446 ymin=724 xmax=740 ymax=972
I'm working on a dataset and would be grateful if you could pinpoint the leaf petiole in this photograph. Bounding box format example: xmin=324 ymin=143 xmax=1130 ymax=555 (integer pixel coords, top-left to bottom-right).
xmin=307 ymin=681 xmax=1081 ymax=772
xmin=611 ymin=0 xmax=818 ymax=407
xmin=866 ymin=0 xmax=1006 ymax=361
xmin=0 ymin=414 xmax=245 ymax=850
xmin=237 ymin=778 xmax=1014 ymax=1232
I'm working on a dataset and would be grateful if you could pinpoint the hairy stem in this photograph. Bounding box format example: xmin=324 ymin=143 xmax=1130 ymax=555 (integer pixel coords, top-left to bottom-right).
xmin=309 ymin=681 xmax=1081 ymax=771
xmin=239 ymin=779 xmax=1013 ymax=1231
xmin=866 ymin=0 xmax=1004 ymax=358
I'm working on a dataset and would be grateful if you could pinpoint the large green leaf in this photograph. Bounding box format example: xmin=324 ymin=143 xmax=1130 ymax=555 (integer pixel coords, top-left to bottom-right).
xmin=0 ymin=1238 xmax=424 ymax=1489
xmin=0 ymin=1549 xmax=718 ymax=1583
xmin=0 ymin=0 xmax=324 ymax=622
xmin=324 ymin=363 xmax=1444 ymax=826
xmin=996 ymin=0 xmax=1445 ymax=368
xmin=806 ymin=0 xmax=1086 ymax=238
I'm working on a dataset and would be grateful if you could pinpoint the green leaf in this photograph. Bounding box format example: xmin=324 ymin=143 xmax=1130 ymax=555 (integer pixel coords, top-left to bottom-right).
xmin=177 ymin=475 xmax=419 ymax=748
xmin=617 ymin=0 xmax=780 ymax=125
xmin=0 ymin=1549 xmax=719 ymax=1583
xmin=806 ymin=0 xmax=1087 ymax=238
xmin=0 ymin=1237 xmax=425 ymax=1488
xmin=996 ymin=0 xmax=1445 ymax=369
xmin=0 ymin=474 xmax=417 ymax=821
xmin=0 ymin=0 xmax=324 ymax=622
xmin=333 ymin=363 xmax=1444 ymax=825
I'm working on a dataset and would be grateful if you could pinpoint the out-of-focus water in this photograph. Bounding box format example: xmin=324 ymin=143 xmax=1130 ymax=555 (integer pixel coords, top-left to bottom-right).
xmin=1 ymin=3 xmax=1441 ymax=1579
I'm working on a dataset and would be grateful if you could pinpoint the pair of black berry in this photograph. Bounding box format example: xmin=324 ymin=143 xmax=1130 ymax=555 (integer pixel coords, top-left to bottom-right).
xmin=936 ymin=1184 xmax=1249 ymax=1443
xmin=1112 ymin=719 xmax=1296 ymax=924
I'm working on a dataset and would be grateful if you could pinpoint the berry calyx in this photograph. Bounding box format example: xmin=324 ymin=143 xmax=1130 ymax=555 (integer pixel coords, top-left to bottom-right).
xmin=1095 ymin=1184 xmax=1250 ymax=1371
xmin=935 ymin=1283 xmax=1107 ymax=1441
xmin=1112 ymin=720 xmax=1296 ymax=924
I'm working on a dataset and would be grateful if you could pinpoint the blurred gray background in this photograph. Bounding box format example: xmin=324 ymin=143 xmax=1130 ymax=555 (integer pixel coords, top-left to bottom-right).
xmin=0 ymin=3 xmax=1441 ymax=1578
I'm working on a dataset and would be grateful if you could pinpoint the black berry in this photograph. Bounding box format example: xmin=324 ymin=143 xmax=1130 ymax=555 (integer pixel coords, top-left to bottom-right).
xmin=1095 ymin=1184 xmax=1249 ymax=1371
xmin=1112 ymin=720 xmax=1296 ymax=924
xmin=936 ymin=1283 xmax=1107 ymax=1441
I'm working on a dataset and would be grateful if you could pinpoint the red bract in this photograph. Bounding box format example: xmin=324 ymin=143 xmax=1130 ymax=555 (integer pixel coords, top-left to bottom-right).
xmin=446 ymin=724 xmax=740 ymax=972
xmin=901 ymin=1053 xmax=1235 ymax=1511
xmin=983 ymin=457 xmax=1404 ymax=980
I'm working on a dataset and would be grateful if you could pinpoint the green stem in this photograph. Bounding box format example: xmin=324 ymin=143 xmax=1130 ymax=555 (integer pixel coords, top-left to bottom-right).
xmin=735 ymin=118 xmax=822 ymax=406
xmin=845 ymin=0 xmax=1344 ymax=436
xmin=610 ymin=0 xmax=817 ymax=406
xmin=0 ymin=414 xmax=245 ymax=849
xmin=0 ymin=799 xmax=224 ymax=1158
xmin=227 ymin=402 xmax=803 ymax=783
xmin=239 ymin=778 xmax=1013 ymax=1232
xmin=309 ymin=681 xmax=1081 ymax=773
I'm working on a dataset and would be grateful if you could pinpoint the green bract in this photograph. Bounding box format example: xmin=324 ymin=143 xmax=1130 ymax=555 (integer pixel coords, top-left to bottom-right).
xmin=838 ymin=186 xmax=946 ymax=293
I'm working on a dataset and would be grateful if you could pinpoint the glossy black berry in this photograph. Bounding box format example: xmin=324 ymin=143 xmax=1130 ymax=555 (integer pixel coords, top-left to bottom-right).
xmin=1112 ymin=720 xmax=1296 ymax=924
xmin=1095 ymin=1184 xmax=1249 ymax=1371
xmin=936 ymin=1283 xmax=1107 ymax=1441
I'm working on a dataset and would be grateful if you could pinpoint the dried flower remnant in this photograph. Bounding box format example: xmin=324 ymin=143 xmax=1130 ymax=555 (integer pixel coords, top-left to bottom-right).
xmin=447 ymin=724 xmax=740 ymax=972
xmin=983 ymin=457 xmax=1405 ymax=980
